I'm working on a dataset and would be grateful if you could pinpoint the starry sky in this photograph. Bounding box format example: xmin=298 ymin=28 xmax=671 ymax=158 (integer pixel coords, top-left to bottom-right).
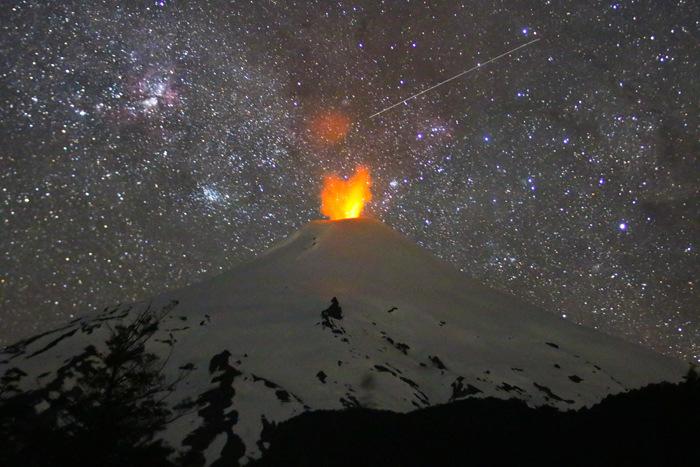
xmin=1 ymin=1 xmax=698 ymax=362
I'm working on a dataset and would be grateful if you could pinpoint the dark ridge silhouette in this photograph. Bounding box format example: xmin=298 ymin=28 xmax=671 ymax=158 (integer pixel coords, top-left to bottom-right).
xmin=253 ymin=367 xmax=699 ymax=467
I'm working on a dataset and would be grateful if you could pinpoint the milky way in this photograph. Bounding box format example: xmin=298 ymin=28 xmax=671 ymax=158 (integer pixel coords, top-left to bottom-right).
xmin=1 ymin=1 xmax=698 ymax=362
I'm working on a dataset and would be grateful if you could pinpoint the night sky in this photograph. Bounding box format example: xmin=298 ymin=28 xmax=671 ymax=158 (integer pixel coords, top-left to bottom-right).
xmin=1 ymin=1 xmax=697 ymax=362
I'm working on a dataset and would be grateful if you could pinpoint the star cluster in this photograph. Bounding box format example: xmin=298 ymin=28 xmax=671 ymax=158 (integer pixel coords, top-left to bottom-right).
xmin=1 ymin=1 xmax=698 ymax=362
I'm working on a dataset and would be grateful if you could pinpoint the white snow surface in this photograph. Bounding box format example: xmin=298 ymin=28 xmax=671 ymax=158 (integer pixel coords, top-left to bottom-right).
xmin=1 ymin=218 xmax=688 ymax=464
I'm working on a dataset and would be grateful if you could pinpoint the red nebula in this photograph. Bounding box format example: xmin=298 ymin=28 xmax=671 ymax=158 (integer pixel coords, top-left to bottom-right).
xmin=310 ymin=110 xmax=351 ymax=144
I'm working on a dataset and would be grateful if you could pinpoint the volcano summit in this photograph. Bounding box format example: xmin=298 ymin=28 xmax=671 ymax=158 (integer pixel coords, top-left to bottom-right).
xmin=0 ymin=218 xmax=687 ymax=465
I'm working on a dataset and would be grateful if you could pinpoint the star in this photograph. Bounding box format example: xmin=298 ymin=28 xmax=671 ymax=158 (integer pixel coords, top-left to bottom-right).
xmin=0 ymin=0 xmax=696 ymax=363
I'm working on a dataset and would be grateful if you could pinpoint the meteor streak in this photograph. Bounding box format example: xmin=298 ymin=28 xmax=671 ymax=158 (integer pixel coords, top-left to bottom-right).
xmin=368 ymin=38 xmax=541 ymax=119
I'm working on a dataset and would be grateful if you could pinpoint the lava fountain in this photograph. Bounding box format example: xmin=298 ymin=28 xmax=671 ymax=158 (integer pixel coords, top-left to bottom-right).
xmin=320 ymin=166 xmax=372 ymax=220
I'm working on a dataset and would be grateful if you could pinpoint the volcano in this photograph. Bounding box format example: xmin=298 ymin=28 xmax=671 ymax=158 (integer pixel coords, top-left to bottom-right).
xmin=0 ymin=218 xmax=687 ymax=465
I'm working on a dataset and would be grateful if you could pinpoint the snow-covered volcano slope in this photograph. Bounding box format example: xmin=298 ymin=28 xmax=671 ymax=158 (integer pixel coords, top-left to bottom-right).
xmin=1 ymin=218 xmax=687 ymax=464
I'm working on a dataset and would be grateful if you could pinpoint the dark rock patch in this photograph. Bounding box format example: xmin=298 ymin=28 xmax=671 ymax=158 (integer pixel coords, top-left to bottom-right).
xmin=251 ymin=374 xmax=304 ymax=405
xmin=383 ymin=335 xmax=410 ymax=355
xmin=533 ymin=382 xmax=575 ymax=404
xmin=3 ymin=321 xmax=79 ymax=358
xmin=413 ymin=389 xmax=430 ymax=406
xmin=340 ymin=394 xmax=361 ymax=408
xmin=320 ymin=297 xmax=345 ymax=335
xmin=322 ymin=297 xmax=343 ymax=320
xmin=429 ymin=355 xmax=447 ymax=370
xmin=450 ymin=376 xmax=482 ymax=401
xmin=27 ymin=328 xmax=80 ymax=358
xmin=497 ymin=382 xmax=525 ymax=394
xmin=374 ymin=365 xmax=397 ymax=377
xmin=251 ymin=374 xmax=278 ymax=389
xmin=257 ymin=416 xmax=275 ymax=454
xmin=399 ymin=375 xmax=419 ymax=390
xmin=275 ymin=390 xmax=291 ymax=403
xmin=155 ymin=333 xmax=176 ymax=346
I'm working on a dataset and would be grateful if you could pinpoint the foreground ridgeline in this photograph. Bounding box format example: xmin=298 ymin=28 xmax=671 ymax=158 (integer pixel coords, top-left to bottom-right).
xmin=253 ymin=368 xmax=700 ymax=466
xmin=0 ymin=219 xmax=691 ymax=465
xmin=1 ymin=329 xmax=698 ymax=467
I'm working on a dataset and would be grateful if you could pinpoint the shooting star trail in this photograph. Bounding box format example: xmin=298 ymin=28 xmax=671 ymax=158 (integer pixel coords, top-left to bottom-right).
xmin=368 ymin=38 xmax=541 ymax=119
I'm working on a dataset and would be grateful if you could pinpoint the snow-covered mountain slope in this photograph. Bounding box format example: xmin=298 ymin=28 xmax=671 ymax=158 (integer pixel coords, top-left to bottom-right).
xmin=1 ymin=218 xmax=687 ymax=465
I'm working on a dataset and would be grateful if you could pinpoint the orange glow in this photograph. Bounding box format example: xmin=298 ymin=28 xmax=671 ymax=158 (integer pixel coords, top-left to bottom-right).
xmin=310 ymin=110 xmax=351 ymax=144
xmin=320 ymin=166 xmax=372 ymax=220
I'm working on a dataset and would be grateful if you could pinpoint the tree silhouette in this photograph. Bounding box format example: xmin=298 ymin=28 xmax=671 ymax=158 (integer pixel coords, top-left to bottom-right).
xmin=0 ymin=302 xmax=195 ymax=467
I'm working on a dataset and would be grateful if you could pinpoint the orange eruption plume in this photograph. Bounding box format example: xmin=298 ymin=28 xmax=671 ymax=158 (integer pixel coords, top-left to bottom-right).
xmin=320 ymin=166 xmax=372 ymax=220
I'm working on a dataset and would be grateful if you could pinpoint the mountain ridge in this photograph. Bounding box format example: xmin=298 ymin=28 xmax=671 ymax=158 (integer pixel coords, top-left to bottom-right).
xmin=1 ymin=217 xmax=687 ymax=465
